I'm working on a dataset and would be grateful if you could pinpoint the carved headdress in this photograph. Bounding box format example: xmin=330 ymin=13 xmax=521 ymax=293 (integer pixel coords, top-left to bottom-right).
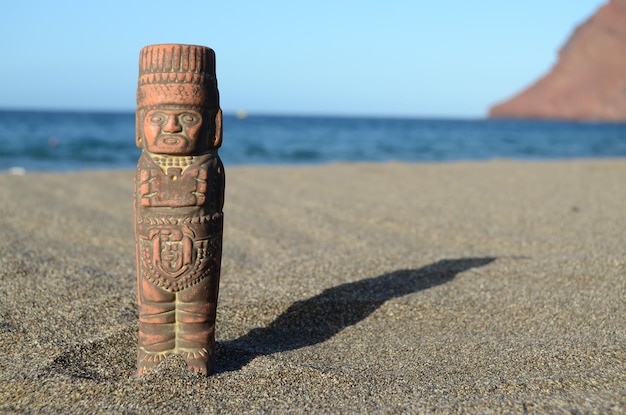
xmin=137 ymin=44 xmax=219 ymax=109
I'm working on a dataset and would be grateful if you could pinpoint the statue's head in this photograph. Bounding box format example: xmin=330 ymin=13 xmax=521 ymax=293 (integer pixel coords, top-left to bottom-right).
xmin=136 ymin=44 xmax=222 ymax=155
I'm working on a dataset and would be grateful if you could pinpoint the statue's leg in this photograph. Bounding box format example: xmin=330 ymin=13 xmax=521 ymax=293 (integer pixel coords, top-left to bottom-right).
xmin=176 ymin=274 xmax=220 ymax=375
xmin=136 ymin=279 xmax=176 ymax=376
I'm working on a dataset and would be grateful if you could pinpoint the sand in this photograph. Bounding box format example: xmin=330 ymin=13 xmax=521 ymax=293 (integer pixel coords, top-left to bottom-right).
xmin=0 ymin=159 xmax=624 ymax=414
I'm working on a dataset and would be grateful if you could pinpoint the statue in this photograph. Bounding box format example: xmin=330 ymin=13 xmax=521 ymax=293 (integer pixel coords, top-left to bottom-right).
xmin=134 ymin=44 xmax=224 ymax=376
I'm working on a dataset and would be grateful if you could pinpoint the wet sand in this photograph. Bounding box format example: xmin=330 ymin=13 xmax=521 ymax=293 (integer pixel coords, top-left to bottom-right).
xmin=0 ymin=159 xmax=624 ymax=413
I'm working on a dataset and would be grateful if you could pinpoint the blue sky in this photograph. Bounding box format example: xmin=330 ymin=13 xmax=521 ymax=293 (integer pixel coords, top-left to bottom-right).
xmin=1 ymin=1 xmax=605 ymax=117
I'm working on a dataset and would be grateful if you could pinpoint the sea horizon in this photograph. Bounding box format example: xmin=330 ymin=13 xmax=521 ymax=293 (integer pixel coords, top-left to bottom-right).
xmin=1 ymin=108 xmax=625 ymax=172
xmin=3 ymin=106 xmax=626 ymax=123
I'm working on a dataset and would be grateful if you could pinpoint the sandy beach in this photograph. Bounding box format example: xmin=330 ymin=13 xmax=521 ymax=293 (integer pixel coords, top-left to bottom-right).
xmin=0 ymin=159 xmax=624 ymax=413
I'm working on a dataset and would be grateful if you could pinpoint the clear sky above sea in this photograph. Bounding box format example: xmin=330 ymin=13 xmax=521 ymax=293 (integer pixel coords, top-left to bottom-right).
xmin=1 ymin=1 xmax=605 ymax=118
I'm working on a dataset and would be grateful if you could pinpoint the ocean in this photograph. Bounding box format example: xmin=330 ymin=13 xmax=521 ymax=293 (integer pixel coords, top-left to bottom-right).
xmin=1 ymin=109 xmax=625 ymax=172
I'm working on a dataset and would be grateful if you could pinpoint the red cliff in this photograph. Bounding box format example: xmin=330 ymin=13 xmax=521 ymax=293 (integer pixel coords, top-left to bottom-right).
xmin=489 ymin=0 xmax=626 ymax=122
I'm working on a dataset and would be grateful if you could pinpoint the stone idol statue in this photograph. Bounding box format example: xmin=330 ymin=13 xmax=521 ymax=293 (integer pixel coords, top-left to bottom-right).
xmin=134 ymin=44 xmax=224 ymax=376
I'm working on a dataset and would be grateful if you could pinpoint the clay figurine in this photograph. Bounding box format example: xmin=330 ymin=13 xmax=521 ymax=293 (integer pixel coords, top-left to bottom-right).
xmin=134 ymin=44 xmax=224 ymax=376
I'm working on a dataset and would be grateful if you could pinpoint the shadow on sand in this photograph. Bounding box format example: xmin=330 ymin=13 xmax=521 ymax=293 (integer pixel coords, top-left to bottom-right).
xmin=217 ymin=257 xmax=496 ymax=373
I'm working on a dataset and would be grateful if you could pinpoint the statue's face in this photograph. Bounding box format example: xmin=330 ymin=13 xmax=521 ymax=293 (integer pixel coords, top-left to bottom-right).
xmin=140 ymin=107 xmax=206 ymax=155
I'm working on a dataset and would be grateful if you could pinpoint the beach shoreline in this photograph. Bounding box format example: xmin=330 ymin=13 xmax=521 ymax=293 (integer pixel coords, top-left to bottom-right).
xmin=1 ymin=159 xmax=624 ymax=413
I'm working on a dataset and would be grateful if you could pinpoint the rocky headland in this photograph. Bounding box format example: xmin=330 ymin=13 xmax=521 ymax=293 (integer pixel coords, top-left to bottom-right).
xmin=489 ymin=0 xmax=626 ymax=122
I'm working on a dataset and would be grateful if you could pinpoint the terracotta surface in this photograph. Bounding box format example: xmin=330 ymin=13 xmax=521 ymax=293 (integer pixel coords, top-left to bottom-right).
xmin=489 ymin=0 xmax=626 ymax=121
xmin=134 ymin=44 xmax=224 ymax=376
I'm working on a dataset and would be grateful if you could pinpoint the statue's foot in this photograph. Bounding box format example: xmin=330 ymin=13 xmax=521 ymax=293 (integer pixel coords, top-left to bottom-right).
xmin=183 ymin=348 xmax=214 ymax=376
xmin=136 ymin=349 xmax=170 ymax=376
